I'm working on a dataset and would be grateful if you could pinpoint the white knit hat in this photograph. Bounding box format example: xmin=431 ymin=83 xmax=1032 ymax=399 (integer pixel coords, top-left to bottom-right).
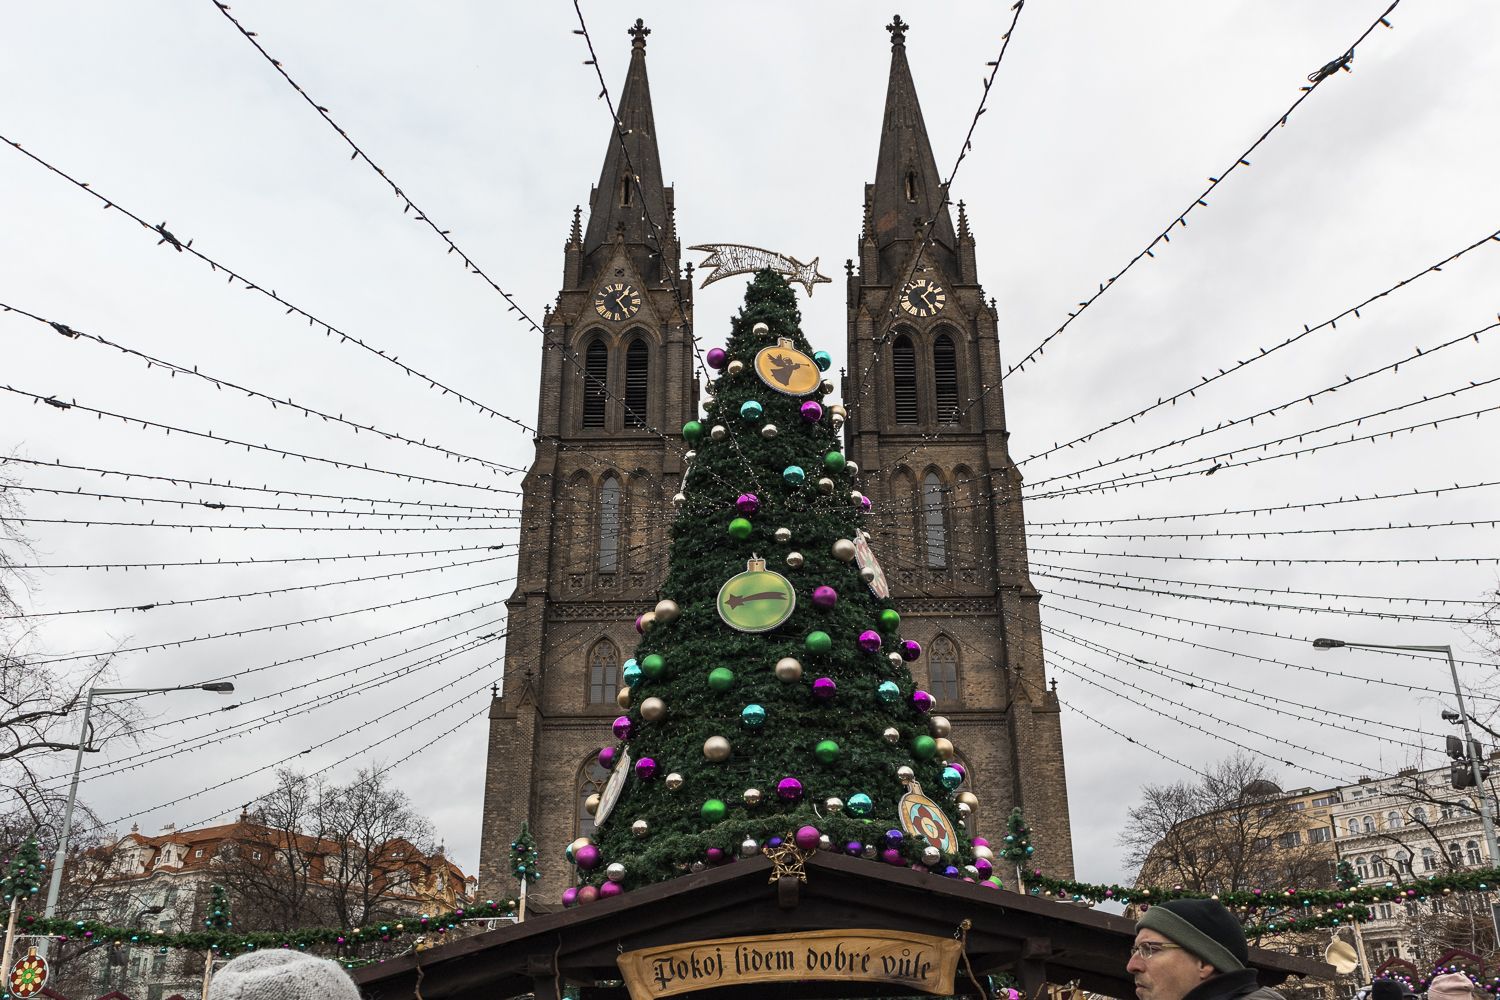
xmin=207 ymin=950 xmax=361 ymax=1000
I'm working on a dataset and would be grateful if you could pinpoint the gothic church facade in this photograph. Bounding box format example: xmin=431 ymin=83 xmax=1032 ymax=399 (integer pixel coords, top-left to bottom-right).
xmin=478 ymin=17 xmax=1074 ymax=898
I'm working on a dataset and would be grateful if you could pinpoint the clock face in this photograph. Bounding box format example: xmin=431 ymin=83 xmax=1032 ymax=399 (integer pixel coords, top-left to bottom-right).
xmin=899 ymin=278 xmax=946 ymax=318
xmin=594 ymin=282 xmax=642 ymax=322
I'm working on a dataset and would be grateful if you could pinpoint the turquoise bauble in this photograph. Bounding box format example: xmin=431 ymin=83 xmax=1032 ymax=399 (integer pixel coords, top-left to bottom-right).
xmin=847 ymin=793 xmax=873 ymax=817
xmin=623 ymin=659 xmax=642 ymax=686
xmin=941 ymin=766 xmax=963 ymax=790
xmin=742 ymin=704 xmax=767 ymax=727
xmin=740 ymin=400 xmax=764 ymax=421
xmin=876 ymin=680 xmax=901 ymax=704
xmin=813 ymin=350 xmax=832 ymax=372
xmin=783 ymin=465 xmax=806 ymax=485
xmin=728 ymin=517 xmax=753 ymax=540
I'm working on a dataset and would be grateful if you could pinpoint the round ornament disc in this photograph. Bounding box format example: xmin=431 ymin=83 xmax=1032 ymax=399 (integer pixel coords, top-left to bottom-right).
xmin=717 ymin=558 xmax=797 ymax=632
xmin=899 ymin=788 xmax=959 ymax=854
xmin=754 ymin=339 xmax=822 ymax=396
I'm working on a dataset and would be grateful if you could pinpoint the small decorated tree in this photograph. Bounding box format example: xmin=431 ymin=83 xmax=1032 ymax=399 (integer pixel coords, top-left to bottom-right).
xmin=510 ymin=823 xmax=541 ymax=921
xmin=1000 ymin=808 xmax=1033 ymax=889
xmin=1 ymin=838 xmax=45 ymax=982
xmin=200 ymin=884 xmax=232 ymax=996
xmin=562 ymin=270 xmax=987 ymax=903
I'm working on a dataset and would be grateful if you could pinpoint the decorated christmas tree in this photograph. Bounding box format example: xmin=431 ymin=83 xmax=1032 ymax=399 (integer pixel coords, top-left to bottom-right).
xmin=202 ymin=884 xmax=232 ymax=931
xmin=1 ymin=839 xmax=44 ymax=905
xmin=564 ymin=270 xmax=990 ymax=903
xmin=510 ymin=822 xmax=541 ymax=920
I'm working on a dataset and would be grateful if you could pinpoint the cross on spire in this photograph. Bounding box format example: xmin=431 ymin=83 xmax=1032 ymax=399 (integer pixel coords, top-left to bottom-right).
xmin=629 ymin=18 xmax=650 ymax=48
xmin=886 ymin=15 xmax=909 ymax=47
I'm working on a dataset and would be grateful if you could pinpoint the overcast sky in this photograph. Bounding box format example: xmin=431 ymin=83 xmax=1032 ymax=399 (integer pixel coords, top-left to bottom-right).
xmin=3 ymin=1 xmax=1499 ymax=890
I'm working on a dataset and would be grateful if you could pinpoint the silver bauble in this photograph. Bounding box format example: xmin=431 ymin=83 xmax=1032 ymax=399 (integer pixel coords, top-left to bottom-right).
xmin=785 ymin=551 xmax=805 ymax=569
xmin=743 ymin=787 xmax=763 ymax=807
xmin=654 ymin=599 xmax=680 ymax=623
xmin=741 ymin=837 xmax=760 ymax=857
xmin=606 ymin=862 xmax=627 ymax=883
xmin=888 ymin=652 xmax=904 ymax=666
xmin=824 ymin=797 xmax=844 ymax=814
xmin=818 ymin=834 xmax=833 ymax=850
xmin=830 ymin=404 xmax=848 ymax=419
xmin=727 ymin=359 xmax=745 ymax=375
xmin=883 ymin=728 xmax=902 ymax=746
xmin=896 ymin=765 xmax=915 ymax=782
xmin=922 ymin=846 xmax=942 ymax=865
xmin=584 ymin=793 xmax=601 ymax=817
xmin=752 ymin=321 xmax=770 ymax=336
xmin=640 ymin=612 xmax=658 ymax=634
xmin=760 ymin=423 xmax=778 ymax=439
xmin=817 ymin=477 xmax=835 ymax=494
xmin=774 ymin=527 xmax=792 ymax=543
xmin=641 ymin=696 xmax=667 ymax=722
xmin=821 ymin=379 xmax=835 ymax=394
xmin=710 ymin=424 xmax=728 ymax=441
xmin=860 ymin=567 xmax=877 ymax=583
xmin=831 ymin=538 xmax=857 ymax=562
xmin=703 ymin=379 xmax=715 ymax=396
xmin=665 ymin=772 xmax=684 ymax=791
xmin=632 ymin=819 xmax=650 ymax=839
xmin=774 ymin=657 xmax=803 ymax=682
xmin=684 ymin=450 xmax=697 ymax=461
xmin=964 ymin=865 xmax=980 ymax=879
xmin=957 ymin=802 xmax=972 ymax=817
xmin=972 ymin=845 xmax=994 ymax=862
xmin=849 ymin=491 xmax=864 ymax=504
xmin=929 ymin=716 xmax=952 ymax=738
xmin=831 ymin=414 xmax=845 ymax=430
xmin=861 ymin=844 xmax=878 ymax=859
xmin=703 ymin=735 xmax=732 ymax=762
xmin=846 ymin=460 xmax=859 ymax=476
xmin=690 ymin=861 xmax=707 ymax=873
xmin=616 ymin=688 xmax=631 ymax=710
xmin=673 ymin=492 xmax=687 ymax=507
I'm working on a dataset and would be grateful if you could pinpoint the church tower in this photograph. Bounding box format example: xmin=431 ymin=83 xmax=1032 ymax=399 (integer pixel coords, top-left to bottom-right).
xmin=843 ymin=16 xmax=1075 ymax=879
xmin=478 ymin=19 xmax=695 ymax=898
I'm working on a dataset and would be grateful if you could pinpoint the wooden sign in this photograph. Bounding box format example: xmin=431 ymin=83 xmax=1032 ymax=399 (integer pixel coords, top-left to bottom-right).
xmin=618 ymin=928 xmax=961 ymax=1000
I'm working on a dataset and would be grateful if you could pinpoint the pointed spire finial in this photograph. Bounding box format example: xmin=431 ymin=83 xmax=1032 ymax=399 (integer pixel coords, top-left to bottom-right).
xmin=569 ymin=205 xmax=583 ymax=244
xmin=628 ymin=18 xmax=650 ymax=49
xmin=886 ymin=15 xmax=909 ymax=47
xmin=957 ymin=200 xmax=970 ymax=239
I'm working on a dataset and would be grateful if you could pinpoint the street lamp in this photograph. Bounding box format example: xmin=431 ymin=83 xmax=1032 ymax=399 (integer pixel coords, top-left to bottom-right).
xmin=41 ymin=682 xmax=237 ymax=945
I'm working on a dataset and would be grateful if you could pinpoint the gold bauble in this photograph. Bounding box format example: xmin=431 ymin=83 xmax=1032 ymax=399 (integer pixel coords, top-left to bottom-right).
xmin=896 ymin=764 xmax=915 ymax=781
xmin=654 ymin=599 xmax=680 ymax=623
xmin=846 ymin=460 xmax=859 ymax=477
xmin=929 ymin=716 xmax=952 ymax=738
xmin=774 ymin=657 xmax=803 ymax=682
xmin=704 ymin=736 xmax=732 ymax=762
xmin=710 ymin=424 xmax=728 ymax=440
xmin=665 ymin=772 xmax=684 ymax=791
xmin=616 ymin=688 xmax=632 ymax=710
xmin=957 ymin=791 xmax=980 ymax=808
xmin=825 ymin=797 xmax=844 ymax=814
xmin=761 ymin=423 xmax=778 ymax=439
xmin=568 ymin=836 xmax=594 ymax=856
xmin=584 ymin=793 xmax=601 ymax=817
xmin=859 ymin=567 xmax=877 ymax=583
xmin=830 ymin=404 xmax=848 ymax=418
xmin=821 ymin=379 xmax=835 ymax=394
xmin=935 ymin=737 xmax=955 ymax=760
xmin=831 ymin=538 xmax=857 ymax=562
xmin=639 ymin=611 xmax=657 ymax=632
xmin=743 ymin=787 xmax=763 ymax=807
xmin=632 ymin=819 xmax=650 ymax=838
xmin=831 ymin=413 xmax=845 ymax=429
xmin=972 ymin=844 xmax=994 ymax=862
xmin=818 ymin=477 xmax=835 ymax=494
xmin=884 ymin=728 xmax=902 ymax=746
xmin=774 ymin=527 xmax=792 ymax=543
xmin=751 ymin=322 xmax=770 ymax=336
xmin=640 ymin=696 xmax=667 ymax=722
xmin=786 ymin=551 xmax=805 ymax=569
xmin=727 ymin=360 xmax=745 ymax=375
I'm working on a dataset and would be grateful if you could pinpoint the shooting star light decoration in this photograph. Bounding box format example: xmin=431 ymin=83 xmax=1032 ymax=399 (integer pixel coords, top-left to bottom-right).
xmin=690 ymin=244 xmax=831 ymax=295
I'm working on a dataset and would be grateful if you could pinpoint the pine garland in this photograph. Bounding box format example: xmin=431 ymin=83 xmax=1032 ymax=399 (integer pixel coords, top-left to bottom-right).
xmin=1 ymin=839 xmax=45 ymax=903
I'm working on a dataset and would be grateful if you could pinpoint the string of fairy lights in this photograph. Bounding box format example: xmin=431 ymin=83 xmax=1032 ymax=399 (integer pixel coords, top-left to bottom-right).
xmin=0 ymin=4 xmax=1495 ymax=956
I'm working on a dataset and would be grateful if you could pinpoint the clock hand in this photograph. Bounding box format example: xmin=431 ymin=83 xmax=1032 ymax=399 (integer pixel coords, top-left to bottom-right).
xmin=725 ymin=591 xmax=789 ymax=609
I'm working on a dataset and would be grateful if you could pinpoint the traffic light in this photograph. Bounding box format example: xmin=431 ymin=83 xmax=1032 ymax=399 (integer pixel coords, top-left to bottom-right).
xmin=1451 ymin=760 xmax=1493 ymax=790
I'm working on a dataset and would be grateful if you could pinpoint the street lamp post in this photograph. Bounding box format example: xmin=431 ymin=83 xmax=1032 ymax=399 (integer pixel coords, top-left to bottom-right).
xmin=40 ymin=682 xmax=234 ymax=954
xmin=1313 ymin=638 xmax=1500 ymax=947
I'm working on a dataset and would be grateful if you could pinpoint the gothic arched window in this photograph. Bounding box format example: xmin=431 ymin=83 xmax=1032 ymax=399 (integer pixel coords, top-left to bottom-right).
xmin=933 ymin=334 xmax=959 ymax=425
xmin=624 ymin=338 xmax=649 ymax=429
xmin=928 ymin=635 xmax=959 ymax=702
xmin=577 ymin=753 xmax=611 ymax=838
xmin=582 ymin=340 xmax=608 ymax=429
xmin=904 ymin=171 xmax=918 ymax=202
xmin=922 ymin=472 xmax=948 ymax=569
xmin=587 ymin=639 xmax=619 ymax=705
xmin=598 ymin=477 xmax=621 ymax=573
xmin=892 ymin=336 xmax=918 ymax=425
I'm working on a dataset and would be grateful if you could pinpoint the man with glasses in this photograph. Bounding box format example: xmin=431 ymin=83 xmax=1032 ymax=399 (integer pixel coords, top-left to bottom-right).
xmin=1126 ymin=899 xmax=1286 ymax=1000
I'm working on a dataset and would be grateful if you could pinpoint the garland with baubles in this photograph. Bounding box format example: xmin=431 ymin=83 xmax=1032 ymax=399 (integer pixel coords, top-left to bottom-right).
xmin=1021 ymin=867 xmax=1500 ymax=910
xmin=2 ymin=840 xmax=45 ymax=903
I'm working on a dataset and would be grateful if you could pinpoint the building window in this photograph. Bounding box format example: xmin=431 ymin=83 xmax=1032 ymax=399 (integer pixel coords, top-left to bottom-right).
xmin=905 ymin=171 xmax=918 ymax=202
xmin=1442 ymin=803 xmax=1456 ymax=820
xmin=1449 ymin=841 xmax=1463 ymax=866
xmin=620 ymin=174 xmax=632 ymax=206
xmin=588 ymin=640 xmax=619 ymax=705
xmin=582 ymin=340 xmax=609 ymax=429
xmin=1387 ymin=810 xmax=1402 ymax=829
xmin=922 ymin=472 xmax=948 ymax=569
xmin=624 ymin=338 xmax=649 ymax=429
xmin=1278 ymin=831 xmax=1302 ymax=849
xmin=933 ymin=334 xmax=959 ymax=425
xmin=578 ymin=753 xmax=611 ymax=838
xmin=1422 ymin=847 xmax=1436 ymax=871
xmin=1395 ymin=850 xmax=1411 ymax=874
xmin=1355 ymin=857 xmax=1368 ymax=879
xmin=927 ymin=636 xmax=959 ymax=702
xmin=1413 ymin=806 xmax=1428 ymax=823
xmin=1348 ymin=819 xmax=1359 ymax=836
xmin=1362 ymin=816 xmax=1375 ymax=834
xmin=598 ymin=477 xmax=621 ymax=573
xmin=892 ymin=336 xmax=918 ymax=425
xmin=1371 ymin=855 xmax=1386 ymax=877
xmin=1468 ymin=840 xmax=1482 ymax=865
xmin=1309 ymin=827 xmax=1331 ymax=844
xmin=251 ymin=850 xmax=262 ymax=861
xmin=194 ymin=848 xmax=203 ymax=858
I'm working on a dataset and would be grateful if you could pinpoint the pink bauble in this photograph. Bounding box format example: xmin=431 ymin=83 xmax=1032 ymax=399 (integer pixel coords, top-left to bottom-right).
xmin=561 ymin=887 xmax=579 ymax=907
xmin=574 ymin=844 xmax=601 ymax=870
xmin=599 ymin=746 xmax=618 ymax=770
xmin=982 ymin=879 xmax=1000 ymax=890
xmin=799 ymin=400 xmax=824 ymax=423
xmin=635 ymin=615 xmax=646 ymax=634
xmin=972 ymin=837 xmax=989 ymax=848
xmin=736 ymin=493 xmax=760 ymax=515
xmin=950 ymin=762 xmax=966 ymax=778
xmin=707 ymin=348 xmax=728 ymax=370
xmin=857 ymin=629 xmax=883 ymax=653
xmin=975 ymin=858 xmax=993 ymax=877
xmin=882 ymin=848 xmax=905 ymax=866
xmin=911 ymin=690 xmax=934 ymax=713
xmin=859 ymin=495 xmax=872 ymax=513
xmin=794 ymin=826 xmax=822 ymax=850
xmin=900 ymin=640 xmax=922 ymax=662
xmin=612 ymin=716 xmax=633 ymax=740
xmin=812 ymin=586 xmax=838 ymax=609
xmin=777 ymin=777 xmax=804 ymax=802
xmin=635 ymin=757 xmax=658 ymax=780
xmin=706 ymin=847 xmax=725 ymax=865
xmin=811 ymin=677 xmax=837 ymax=702
xmin=576 ymin=885 xmax=599 ymax=905
xmin=598 ymin=880 xmax=624 ymax=899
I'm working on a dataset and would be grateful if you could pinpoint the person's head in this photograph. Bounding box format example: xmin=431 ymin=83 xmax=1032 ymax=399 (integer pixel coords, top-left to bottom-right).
xmin=208 ymin=950 xmax=361 ymax=1000
xmin=1427 ymin=973 xmax=1481 ymax=1000
xmin=1126 ymin=899 xmax=1250 ymax=1000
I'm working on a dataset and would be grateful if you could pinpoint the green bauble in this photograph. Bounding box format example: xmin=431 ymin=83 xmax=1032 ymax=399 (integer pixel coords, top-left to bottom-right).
xmin=642 ymin=654 xmax=666 ymax=679
xmin=911 ymin=735 xmax=938 ymax=759
xmin=728 ymin=517 xmax=753 ymax=540
xmin=683 ymin=420 xmax=703 ymax=443
xmin=708 ymin=667 xmax=736 ymax=692
xmin=878 ymin=609 xmax=901 ymax=634
xmin=701 ymin=799 xmax=727 ymax=823
xmin=805 ymin=630 xmax=832 ymax=654
xmin=823 ymin=451 xmax=846 ymax=472
xmin=814 ymin=739 xmax=840 ymax=764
